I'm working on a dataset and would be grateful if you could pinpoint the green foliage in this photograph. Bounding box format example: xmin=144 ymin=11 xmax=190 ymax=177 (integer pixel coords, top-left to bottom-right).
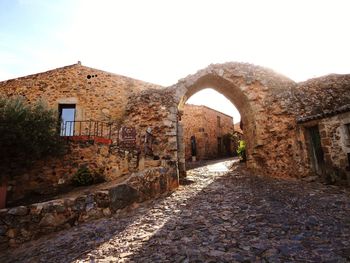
xmin=71 ymin=166 xmax=94 ymax=186
xmin=0 ymin=96 xmax=65 ymax=179
xmin=237 ymin=140 xmax=247 ymax=162
xmin=71 ymin=166 xmax=105 ymax=186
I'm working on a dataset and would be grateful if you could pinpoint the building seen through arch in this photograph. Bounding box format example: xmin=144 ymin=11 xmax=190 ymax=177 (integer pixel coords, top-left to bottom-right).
xmin=182 ymin=104 xmax=236 ymax=161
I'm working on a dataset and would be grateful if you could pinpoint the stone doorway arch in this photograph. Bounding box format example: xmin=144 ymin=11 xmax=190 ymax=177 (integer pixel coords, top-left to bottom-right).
xmin=171 ymin=62 xmax=300 ymax=178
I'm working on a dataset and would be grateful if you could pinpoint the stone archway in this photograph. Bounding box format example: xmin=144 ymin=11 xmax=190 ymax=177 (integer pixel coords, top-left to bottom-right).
xmin=171 ymin=62 xmax=302 ymax=178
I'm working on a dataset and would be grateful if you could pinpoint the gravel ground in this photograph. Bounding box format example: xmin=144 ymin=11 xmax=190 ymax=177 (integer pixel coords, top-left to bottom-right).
xmin=1 ymin=159 xmax=349 ymax=263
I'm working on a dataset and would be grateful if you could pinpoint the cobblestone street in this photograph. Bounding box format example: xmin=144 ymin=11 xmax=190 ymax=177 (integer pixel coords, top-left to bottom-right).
xmin=1 ymin=159 xmax=350 ymax=262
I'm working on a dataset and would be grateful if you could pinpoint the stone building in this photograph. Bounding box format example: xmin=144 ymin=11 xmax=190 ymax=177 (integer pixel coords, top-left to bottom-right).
xmin=1 ymin=61 xmax=350 ymax=206
xmin=182 ymin=104 xmax=234 ymax=161
xmin=0 ymin=62 xmax=179 ymax=204
xmin=294 ymin=75 xmax=350 ymax=184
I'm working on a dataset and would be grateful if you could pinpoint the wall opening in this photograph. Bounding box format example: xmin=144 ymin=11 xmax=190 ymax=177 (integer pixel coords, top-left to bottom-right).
xmin=59 ymin=104 xmax=76 ymax=136
xmin=307 ymin=125 xmax=325 ymax=175
xmin=180 ymin=88 xmax=243 ymax=164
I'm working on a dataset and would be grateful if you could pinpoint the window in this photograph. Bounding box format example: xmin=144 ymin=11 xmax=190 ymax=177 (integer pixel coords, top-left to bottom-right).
xmin=199 ymin=128 xmax=205 ymax=132
xmin=217 ymin=116 xmax=221 ymax=127
xmin=59 ymin=104 xmax=76 ymax=136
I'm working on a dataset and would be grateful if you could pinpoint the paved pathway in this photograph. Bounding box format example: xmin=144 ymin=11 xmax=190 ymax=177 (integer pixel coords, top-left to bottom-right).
xmin=1 ymin=159 xmax=350 ymax=262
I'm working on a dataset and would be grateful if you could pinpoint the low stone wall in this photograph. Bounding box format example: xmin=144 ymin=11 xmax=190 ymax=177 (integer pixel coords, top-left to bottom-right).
xmin=0 ymin=167 xmax=178 ymax=250
xmin=6 ymin=140 xmax=143 ymax=205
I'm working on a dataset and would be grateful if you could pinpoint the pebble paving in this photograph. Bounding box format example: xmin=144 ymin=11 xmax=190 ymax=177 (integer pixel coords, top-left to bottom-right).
xmin=1 ymin=159 xmax=350 ymax=262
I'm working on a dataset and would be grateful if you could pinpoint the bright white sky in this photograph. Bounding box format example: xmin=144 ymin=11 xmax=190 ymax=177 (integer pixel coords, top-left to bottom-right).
xmin=1 ymin=0 xmax=349 ymax=122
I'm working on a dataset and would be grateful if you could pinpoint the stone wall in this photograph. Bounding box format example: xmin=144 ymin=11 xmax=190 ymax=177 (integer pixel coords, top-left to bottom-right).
xmin=6 ymin=141 xmax=142 ymax=205
xmin=319 ymin=112 xmax=350 ymax=172
xmin=0 ymin=167 xmax=178 ymax=250
xmin=125 ymin=88 xmax=179 ymax=170
xmin=182 ymin=104 xmax=234 ymax=160
xmin=297 ymin=112 xmax=350 ymax=184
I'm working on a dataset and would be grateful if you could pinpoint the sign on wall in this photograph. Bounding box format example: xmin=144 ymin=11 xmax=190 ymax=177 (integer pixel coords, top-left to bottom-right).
xmin=119 ymin=126 xmax=136 ymax=148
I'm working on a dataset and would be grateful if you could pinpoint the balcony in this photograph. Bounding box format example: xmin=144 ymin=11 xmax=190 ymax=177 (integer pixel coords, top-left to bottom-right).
xmin=60 ymin=120 xmax=119 ymax=145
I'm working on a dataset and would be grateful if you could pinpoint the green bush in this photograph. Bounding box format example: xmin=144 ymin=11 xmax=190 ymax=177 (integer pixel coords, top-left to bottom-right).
xmin=71 ymin=166 xmax=105 ymax=187
xmin=71 ymin=166 xmax=94 ymax=186
xmin=237 ymin=140 xmax=247 ymax=162
xmin=0 ymin=96 xmax=65 ymax=180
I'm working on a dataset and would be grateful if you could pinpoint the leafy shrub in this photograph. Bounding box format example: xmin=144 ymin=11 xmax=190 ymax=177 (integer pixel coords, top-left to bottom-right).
xmin=71 ymin=166 xmax=94 ymax=186
xmin=0 ymin=96 xmax=65 ymax=180
xmin=71 ymin=166 xmax=106 ymax=186
xmin=237 ymin=140 xmax=247 ymax=162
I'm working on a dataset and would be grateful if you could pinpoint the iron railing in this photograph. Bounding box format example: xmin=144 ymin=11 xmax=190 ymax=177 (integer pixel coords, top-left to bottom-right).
xmin=60 ymin=120 xmax=119 ymax=140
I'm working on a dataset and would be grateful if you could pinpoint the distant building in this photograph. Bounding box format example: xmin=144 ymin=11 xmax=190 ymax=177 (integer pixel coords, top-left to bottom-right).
xmin=182 ymin=104 xmax=234 ymax=161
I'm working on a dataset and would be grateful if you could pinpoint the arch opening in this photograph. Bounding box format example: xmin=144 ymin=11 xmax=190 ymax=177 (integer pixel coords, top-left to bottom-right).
xmin=183 ymin=88 xmax=243 ymax=163
xmin=176 ymin=74 xmax=259 ymax=176
xmin=173 ymin=62 xmax=298 ymax=179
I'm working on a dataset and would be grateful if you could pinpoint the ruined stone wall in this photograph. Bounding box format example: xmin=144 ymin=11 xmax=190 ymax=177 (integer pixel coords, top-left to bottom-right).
xmin=0 ymin=63 xmax=162 ymax=123
xmin=124 ymin=88 xmax=179 ymax=172
xmin=182 ymin=104 xmax=234 ymax=160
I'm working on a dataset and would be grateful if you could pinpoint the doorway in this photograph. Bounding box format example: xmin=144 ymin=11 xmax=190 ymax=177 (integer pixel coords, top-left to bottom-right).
xmin=217 ymin=137 xmax=222 ymax=157
xmin=59 ymin=104 xmax=76 ymax=136
xmin=308 ymin=125 xmax=325 ymax=175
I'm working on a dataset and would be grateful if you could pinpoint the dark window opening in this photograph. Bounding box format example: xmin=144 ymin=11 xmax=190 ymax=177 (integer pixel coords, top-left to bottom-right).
xmin=59 ymin=104 xmax=76 ymax=136
xmin=190 ymin=136 xmax=197 ymax=157
xmin=217 ymin=137 xmax=222 ymax=156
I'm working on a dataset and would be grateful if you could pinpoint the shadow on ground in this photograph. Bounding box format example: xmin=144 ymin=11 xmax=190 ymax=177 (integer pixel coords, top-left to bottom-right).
xmin=125 ymin=165 xmax=350 ymax=262
xmin=1 ymin=162 xmax=350 ymax=263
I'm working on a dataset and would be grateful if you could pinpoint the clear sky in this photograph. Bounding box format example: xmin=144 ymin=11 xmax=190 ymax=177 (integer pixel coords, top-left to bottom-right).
xmin=186 ymin=89 xmax=241 ymax=123
xmin=1 ymin=0 xmax=349 ymax=122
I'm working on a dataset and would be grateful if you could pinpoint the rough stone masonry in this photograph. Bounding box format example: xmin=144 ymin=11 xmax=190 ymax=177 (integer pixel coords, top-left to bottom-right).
xmin=0 ymin=61 xmax=349 ymax=201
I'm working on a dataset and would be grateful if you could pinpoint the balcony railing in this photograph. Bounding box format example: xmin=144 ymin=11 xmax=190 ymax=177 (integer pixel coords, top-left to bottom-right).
xmin=60 ymin=120 xmax=119 ymax=144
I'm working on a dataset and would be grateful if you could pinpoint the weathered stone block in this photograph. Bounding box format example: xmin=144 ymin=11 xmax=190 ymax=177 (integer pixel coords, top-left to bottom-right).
xmin=39 ymin=213 xmax=68 ymax=227
xmin=109 ymin=184 xmax=139 ymax=211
